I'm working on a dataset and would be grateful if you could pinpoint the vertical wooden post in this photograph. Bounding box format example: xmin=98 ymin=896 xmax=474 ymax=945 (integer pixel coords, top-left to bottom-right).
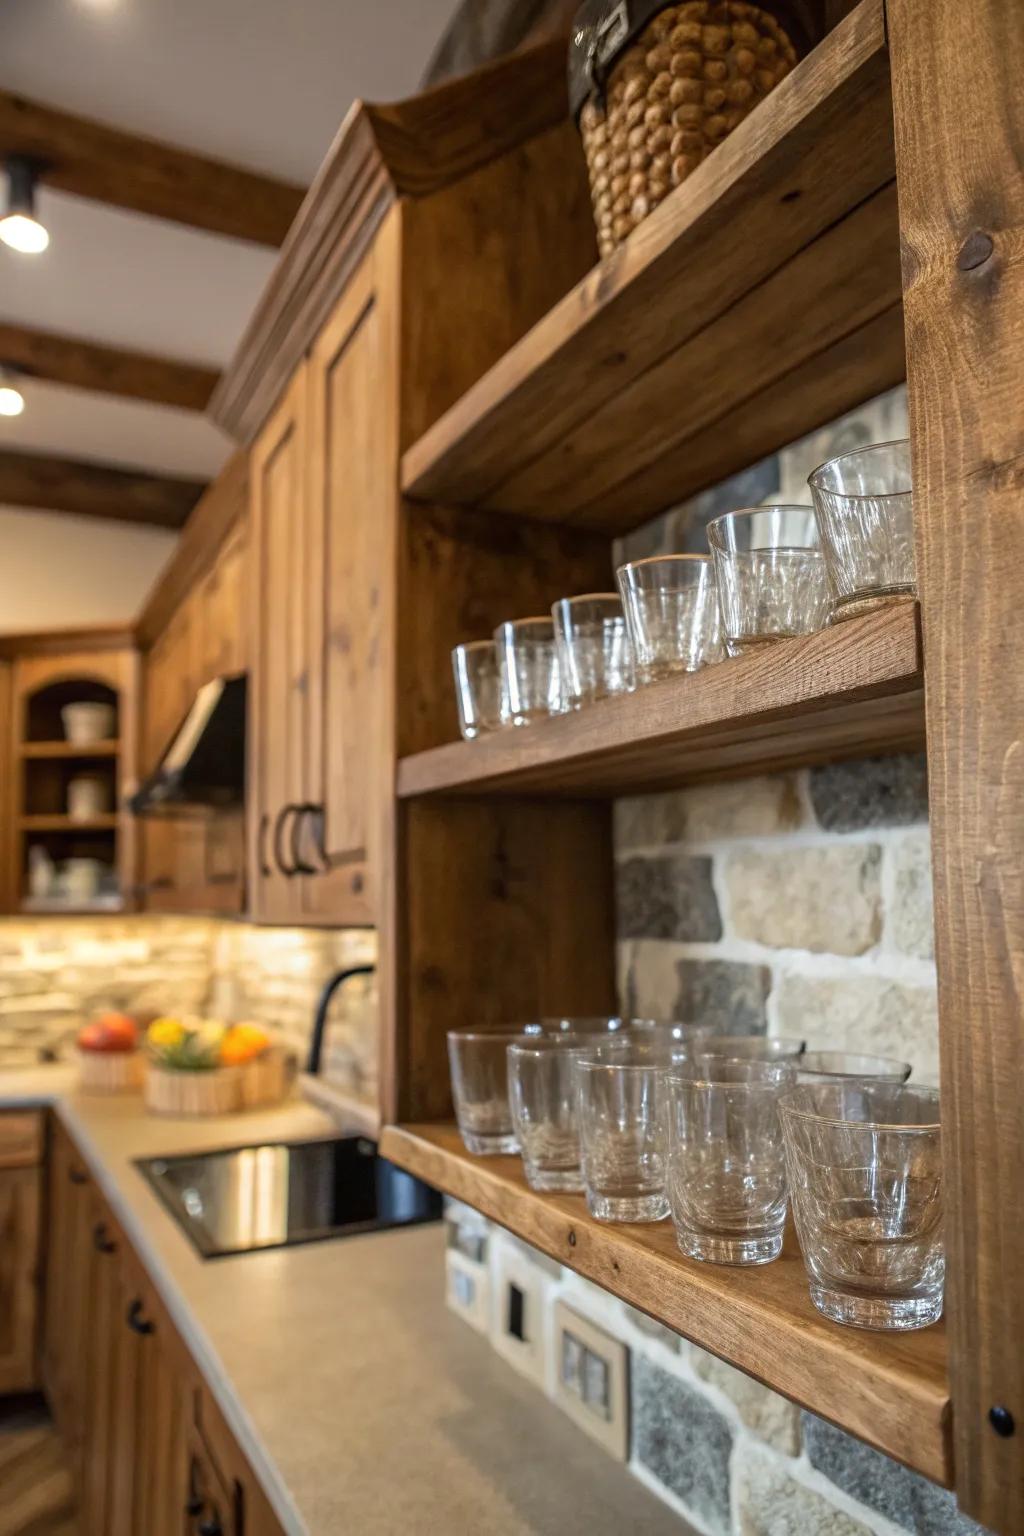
xmin=888 ymin=0 xmax=1024 ymax=1525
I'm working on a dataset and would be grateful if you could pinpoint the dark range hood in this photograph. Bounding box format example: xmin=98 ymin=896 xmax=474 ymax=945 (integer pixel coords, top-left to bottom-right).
xmin=129 ymin=674 xmax=246 ymax=817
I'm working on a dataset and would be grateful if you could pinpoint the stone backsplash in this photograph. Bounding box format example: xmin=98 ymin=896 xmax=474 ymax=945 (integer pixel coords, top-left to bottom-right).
xmin=0 ymin=915 xmax=378 ymax=1105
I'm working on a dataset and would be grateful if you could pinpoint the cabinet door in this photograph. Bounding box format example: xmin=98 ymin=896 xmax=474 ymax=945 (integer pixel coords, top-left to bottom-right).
xmin=80 ymin=1197 xmax=122 ymax=1535
xmin=42 ymin=1123 xmax=92 ymax=1457
xmin=198 ymin=524 xmax=248 ymax=683
xmin=301 ymin=247 xmax=392 ymax=924
xmin=0 ymin=1163 xmax=40 ymax=1394
xmin=249 ymin=365 xmax=309 ymax=923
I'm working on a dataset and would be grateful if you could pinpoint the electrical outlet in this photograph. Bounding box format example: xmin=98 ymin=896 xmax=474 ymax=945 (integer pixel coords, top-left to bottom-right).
xmin=489 ymin=1233 xmax=549 ymax=1387
xmin=551 ymin=1300 xmax=629 ymax=1461
xmin=445 ymin=1248 xmax=490 ymax=1334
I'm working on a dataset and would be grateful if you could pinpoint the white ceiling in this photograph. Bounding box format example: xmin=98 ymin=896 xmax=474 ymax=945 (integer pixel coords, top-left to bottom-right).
xmin=0 ymin=0 xmax=462 ymax=493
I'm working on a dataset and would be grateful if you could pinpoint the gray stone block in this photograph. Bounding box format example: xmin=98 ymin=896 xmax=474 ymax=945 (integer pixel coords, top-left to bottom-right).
xmin=774 ymin=973 xmax=939 ymax=1083
xmin=809 ymin=754 xmax=928 ymax=832
xmin=691 ymin=1347 xmax=800 ymax=1454
xmin=616 ymin=855 xmax=722 ymax=942
xmin=725 ymin=845 xmax=882 ymax=956
xmin=803 ymin=1416 xmax=992 ymax=1535
xmin=674 ymin=958 xmax=770 ymax=1035
xmin=632 ymin=1354 xmax=733 ymax=1535
xmin=892 ymin=829 xmax=935 ymax=959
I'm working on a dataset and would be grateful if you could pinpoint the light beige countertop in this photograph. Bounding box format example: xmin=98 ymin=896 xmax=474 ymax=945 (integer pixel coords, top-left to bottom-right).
xmin=1 ymin=1065 xmax=685 ymax=1536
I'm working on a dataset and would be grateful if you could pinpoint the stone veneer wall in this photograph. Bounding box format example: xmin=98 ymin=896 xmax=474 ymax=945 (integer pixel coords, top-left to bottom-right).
xmin=446 ymin=388 xmax=989 ymax=1536
xmin=0 ymin=916 xmax=378 ymax=1104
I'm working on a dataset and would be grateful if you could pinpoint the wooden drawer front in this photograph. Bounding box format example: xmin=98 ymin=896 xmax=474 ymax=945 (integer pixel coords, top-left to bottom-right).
xmin=0 ymin=1111 xmax=43 ymax=1169
xmin=187 ymin=1427 xmax=240 ymax=1536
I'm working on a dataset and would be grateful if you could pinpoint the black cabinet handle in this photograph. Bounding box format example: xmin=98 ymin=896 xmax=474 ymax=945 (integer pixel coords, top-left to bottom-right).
xmin=290 ymin=802 xmax=317 ymax=876
xmin=186 ymin=1495 xmax=204 ymax=1517
xmin=126 ymin=1298 xmax=154 ymax=1336
xmin=258 ymin=811 xmax=272 ymax=879
xmin=69 ymin=1168 xmax=88 ymax=1186
xmin=198 ymin=1518 xmax=222 ymax=1536
xmin=273 ymin=804 xmax=298 ymax=877
xmin=93 ymin=1221 xmax=117 ymax=1255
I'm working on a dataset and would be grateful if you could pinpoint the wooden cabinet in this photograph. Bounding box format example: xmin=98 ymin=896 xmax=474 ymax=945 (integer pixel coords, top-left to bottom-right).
xmin=0 ymin=1112 xmax=43 ymax=1394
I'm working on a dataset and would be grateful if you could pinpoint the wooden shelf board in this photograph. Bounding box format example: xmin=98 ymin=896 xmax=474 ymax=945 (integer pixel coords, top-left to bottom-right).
xmin=398 ymin=604 xmax=923 ymax=799
xmin=18 ymin=815 xmax=118 ymax=833
xmin=381 ymin=1121 xmax=952 ymax=1487
xmin=401 ymin=0 xmax=901 ymax=533
xmin=20 ymin=740 xmax=119 ymax=760
xmin=19 ymin=896 xmax=124 ymax=916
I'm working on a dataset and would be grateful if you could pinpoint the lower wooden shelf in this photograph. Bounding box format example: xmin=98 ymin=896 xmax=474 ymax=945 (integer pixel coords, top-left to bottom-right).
xmin=380 ymin=1121 xmax=952 ymax=1487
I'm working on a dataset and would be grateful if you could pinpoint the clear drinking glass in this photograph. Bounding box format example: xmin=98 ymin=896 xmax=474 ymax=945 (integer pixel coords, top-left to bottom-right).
xmin=616 ymin=554 xmax=724 ymax=684
xmin=706 ymin=506 xmax=830 ymax=656
xmin=780 ymin=1082 xmax=943 ymax=1330
xmin=700 ymin=1035 xmax=806 ymax=1062
xmin=447 ymin=1028 xmax=531 ymax=1155
xmin=452 ymin=640 xmax=503 ymax=740
xmin=508 ymin=1036 xmax=589 ymax=1192
xmin=552 ymin=594 xmax=634 ymax=707
xmin=667 ymin=1058 xmax=795 ymax=1265
xmin=576 ymin=1048 xmax=671 ymax=1222
xmin=797 ymin=1051 xmax=911 ymax=1084
xmin=494 ymin=617 xmax=563 ymax=725
xmin=808 ymin=440 xmax=915 ymax=621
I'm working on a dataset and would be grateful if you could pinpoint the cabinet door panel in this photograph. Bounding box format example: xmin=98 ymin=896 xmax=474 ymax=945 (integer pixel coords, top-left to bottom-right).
xmin=80 ymin=1197 xmax=122 ymax=1536
xmin=0 ymin=1163 xmax=40 ymax=1394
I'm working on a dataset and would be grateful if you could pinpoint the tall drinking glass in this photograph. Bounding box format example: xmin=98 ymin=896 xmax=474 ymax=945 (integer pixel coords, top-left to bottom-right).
xmin=781 ymin=1082 xmax=943 ymax=1330
xmin=576 ymin=1048 xmax=671 ymax=1222
xmin=452 ymin=640 xmax=503 ymax=740
xmin=447 ymin=1028 xmax=530 ymax=1155
xmin=808 ymin=440 xmax=915 ymax=621
xmin=508 ymin=1036 xmax=589 ymax=1191
xmin=495 ymin=618 xmax=562 ymax=725
xmin=552 ymin=594 xmax=634 ymax=707
xmin=616 ymin=554 xmax=724 ymax=684
xmin=706 ymin=506 xmax=830 ymax=656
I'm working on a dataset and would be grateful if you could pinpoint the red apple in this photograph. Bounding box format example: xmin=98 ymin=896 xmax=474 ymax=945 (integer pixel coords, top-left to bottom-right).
xmin=78 ymin=1012 xmax=138 ymax=1054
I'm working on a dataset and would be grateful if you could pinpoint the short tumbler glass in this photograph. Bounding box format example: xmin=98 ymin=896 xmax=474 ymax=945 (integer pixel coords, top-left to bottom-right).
xmin=797 ymin=1051 xmax=911 ymax=1084
xmin=780 ymin=1082 xmax=944 ymax=1330
xmin=508 ymin=1036 xmax=589 ymax=1192
xmin=452 ymin=640 xmax=503 ymax=740
xmin=616 ymin=554 xmax=724 ymax=684
xmin=576 ymin=1050 xmax=671 ymax=1222
xmin=706 ymin=506 xmax=830 ymax=656
xmin=667 ymin=1059 xmax=794 ymax=1265
xmin=700 ymin=1035 xmax=806 ymax=1062
xmin=495 ymin=617 xmax=562 ymax=725
xmin=447 ymin=1028 xmax=530 ymax=1155
xmin=552 ymin=593 xmax=634 ymax=707
xmin=808 ymin=440 xmax=915 ymax=621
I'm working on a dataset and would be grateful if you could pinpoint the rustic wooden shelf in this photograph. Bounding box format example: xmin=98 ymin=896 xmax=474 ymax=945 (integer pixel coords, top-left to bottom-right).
xmin=398 ymin=604 xmax=923 ymax=799
xmin=18 ymin=815 xmax=118 ymax=833
xmin=20 ymin=740 xmax=119 ymax=759
xmin=381 ymin=1121 xmax=952 ymax=1486
xmin=401 ymin=0 xmax=901 ymax=532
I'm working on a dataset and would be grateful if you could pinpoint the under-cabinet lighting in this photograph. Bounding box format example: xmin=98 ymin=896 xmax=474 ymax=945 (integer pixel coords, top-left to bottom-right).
xmin=0 ymin=158 xmax=50 ymax=255
xmin=0 ymin=371 xmax=24 ymax=417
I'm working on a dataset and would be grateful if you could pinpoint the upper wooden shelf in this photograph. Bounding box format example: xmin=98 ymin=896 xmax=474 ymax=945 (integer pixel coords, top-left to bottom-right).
xmin=401 ymin=0 xmax=901 ymax=533
xmin=19 ymin=815 xmax=118 ymax=833
xmin=398 ymin=604 xmax=923 ymax=799
xmin=381 ymin=1122 xmax=951 ymax=1487
xmin=21 ymin=741 xmax=119 ymax=760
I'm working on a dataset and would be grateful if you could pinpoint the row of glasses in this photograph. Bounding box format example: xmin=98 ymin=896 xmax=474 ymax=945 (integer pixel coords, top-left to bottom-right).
xmin=448 ymin=1023 xmax=941 ymax=1330
xmin=452 ymin=439 xmax=916 ymax=736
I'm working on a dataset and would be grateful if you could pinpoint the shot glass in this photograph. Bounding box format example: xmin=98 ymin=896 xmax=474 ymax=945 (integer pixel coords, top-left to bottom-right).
xmin=700 ymin=1035 xmax=806 ymax=1062
xmin=706 ymin=506 xmax=830 ymax=656
xmin=576 ymin=1048 xmax=671 ymax=1222
xmin=452 ymin=640 xmax=503 ymax=740
xmin=616 ymin=554 xmax=724 ymax=684
xmin=494 ymin=617 xmax=562 ymax=725
xmin=797 ymin=1051 xmax=911 ymax=1084
xmin=808 ymin=440 xmax=915 ymax=621
xmin=780 ymin=1082 xmax=943 ymax=1330
xmin=508 ymin=1036 xmax=589 ymax=1192
xmin=447 ymin=1028 xmax=531 ymax=1155
xmin=552 ymin=594 xmax=634 ymax=707
xmin=667 ymin=1058 xmax=794 ymax=1265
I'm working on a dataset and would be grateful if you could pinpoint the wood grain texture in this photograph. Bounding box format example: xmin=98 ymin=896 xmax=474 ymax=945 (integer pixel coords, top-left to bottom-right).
xmin=0 ymin=450 xmax=205 ymax=530
xmin=0 ymin=323 xmax=218 ymax=412
xmin=0 ymin=1115 xmax=43 ymax=1171
xmin=888 ymin=0 xmax=1024 ymax=1526
xmin=0 ymin=1168 xmax=41 ymax=1396
xmin=210 ymin=41 xmax=576 ymax=444
xmin=381 ymin=1121 xmax=952 ymax=1485
xmin=0 ymin=1398 xmax=77 ymax=1536
xmin=398 ymin=603 xmax=923 ymax=798
xmin=0 ymin=89 xmax=302 ymax=246
xmin=135 ymin=451 xmax=247 ymax=647
xmin=401 ymin=0 xmax=897 ymax=529
xmin=0 ymin=627 xmax=134 ymax=661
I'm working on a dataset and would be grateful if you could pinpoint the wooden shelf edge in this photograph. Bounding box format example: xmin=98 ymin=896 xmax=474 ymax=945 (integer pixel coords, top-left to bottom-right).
xmin=20 ymin=740 xmax=120 ymax=759
xmin=18 ymin=815 xmax=119 ymax=832
xmin=399 ymin=604 xmax=924 ymax=799
xmin=381 ymin=1121 xmax=952 ymax=1486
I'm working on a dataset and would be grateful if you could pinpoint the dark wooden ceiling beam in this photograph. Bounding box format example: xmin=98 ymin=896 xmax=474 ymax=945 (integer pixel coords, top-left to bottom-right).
xmin=0 ymin=90 xmax=305 ymax=246
xmin=0 ymin=322 xmax=220 ymax=412
xmin=0 ymin=449 xmax=206 ymax=529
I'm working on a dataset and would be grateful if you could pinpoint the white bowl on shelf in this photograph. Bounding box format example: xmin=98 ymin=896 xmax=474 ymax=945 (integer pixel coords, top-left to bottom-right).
xmin=61 ymin=702 xmax=115 ymax=745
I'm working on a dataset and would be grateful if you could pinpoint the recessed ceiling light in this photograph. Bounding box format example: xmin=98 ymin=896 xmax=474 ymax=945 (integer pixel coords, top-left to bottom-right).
xmin=0 ymin=158 xmax=50 ymax=255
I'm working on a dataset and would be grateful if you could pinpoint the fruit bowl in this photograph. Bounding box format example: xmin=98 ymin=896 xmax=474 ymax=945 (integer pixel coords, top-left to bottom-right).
xmin=77 ymin=1013 xmax=143 ymax=1094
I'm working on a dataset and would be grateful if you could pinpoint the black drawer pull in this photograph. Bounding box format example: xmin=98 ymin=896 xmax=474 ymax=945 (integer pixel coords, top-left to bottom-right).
xmin=126 ymin=1297 xmax=154 ymax=1336
xmin=69 ymin=1168 xmax=88 ymax=1186
xmin=198 ymin=1518 xmax=222 ymax=1536
xmin=93 ymin=1221 xmax=117 ymax=1255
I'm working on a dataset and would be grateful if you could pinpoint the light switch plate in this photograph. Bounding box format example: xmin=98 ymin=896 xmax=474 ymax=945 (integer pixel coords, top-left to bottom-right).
xmin=551 ymin=1300 xmax=630 ymax=1461
xmin=445 ymin=1248 xmax=490 ymax=1334
xmin=489 ymin=1233 xmax=549 ymax=1387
